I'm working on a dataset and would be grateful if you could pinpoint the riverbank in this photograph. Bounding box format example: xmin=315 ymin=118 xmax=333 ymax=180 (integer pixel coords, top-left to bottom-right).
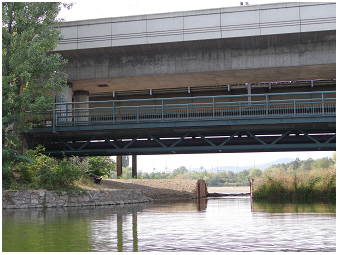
xmin=251 ymin=168 xmax=336 ymax=200
xmin=2 ymin=189 xmax=152 ymax=209
xmin=100 ymin=179 xmax=207 ymax=200
xmin=2 ymin=179 xmax=208 ymax=209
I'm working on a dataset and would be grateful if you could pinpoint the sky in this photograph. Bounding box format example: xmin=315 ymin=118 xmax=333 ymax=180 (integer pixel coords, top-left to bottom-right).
xmin=58 ymin=0 xmax=301 ymax=21
xmin=58 ymin=0 xmax=335 ymax=173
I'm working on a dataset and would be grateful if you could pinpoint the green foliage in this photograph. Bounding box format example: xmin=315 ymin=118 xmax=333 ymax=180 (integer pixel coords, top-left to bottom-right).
xmin=88 ymin=156 xmax=116 ymax=177
xmin=2 ymin=147 xmax=32 ymax=174
xmin=2 ymin=2 xmax=70 ymax=149
xmin=249 ymin=168 xmax=262 ymax=179
xmin=112 ymin=156 xmax=334 ymax=198
xmin=311 ymin=157 xmax=332 ymax=170
xmin=6 ymin=147 xmax=84 ymax=190
xmin=253 ymin=167 xmax=336 ymax=201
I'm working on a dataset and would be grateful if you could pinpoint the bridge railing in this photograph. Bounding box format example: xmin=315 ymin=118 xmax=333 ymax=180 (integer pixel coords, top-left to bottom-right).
xmin=30 ymin=91 xmax=335 ymax=127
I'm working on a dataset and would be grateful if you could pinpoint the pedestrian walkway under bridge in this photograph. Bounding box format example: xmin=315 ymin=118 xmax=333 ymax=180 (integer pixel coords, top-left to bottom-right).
xmin=25 ymin=91 xmax=336 ymax=157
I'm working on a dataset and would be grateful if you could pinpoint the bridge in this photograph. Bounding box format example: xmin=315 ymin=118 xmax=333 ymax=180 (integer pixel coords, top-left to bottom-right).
xmin=25 ymin=2 xmax=336 ymax=176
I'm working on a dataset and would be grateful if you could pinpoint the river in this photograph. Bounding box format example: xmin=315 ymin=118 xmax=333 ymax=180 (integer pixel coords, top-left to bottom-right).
xmin=2 ymin=197 xmax=336 ymax=252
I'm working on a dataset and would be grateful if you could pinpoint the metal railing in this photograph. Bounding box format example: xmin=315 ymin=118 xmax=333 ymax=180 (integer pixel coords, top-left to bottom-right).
xmin=31 ymin=91 xmax=335 ymax=128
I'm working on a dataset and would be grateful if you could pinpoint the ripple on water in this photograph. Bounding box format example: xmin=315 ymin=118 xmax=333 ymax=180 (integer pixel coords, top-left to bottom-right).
xmin=2 ymin=198 xmax=336 ymax=252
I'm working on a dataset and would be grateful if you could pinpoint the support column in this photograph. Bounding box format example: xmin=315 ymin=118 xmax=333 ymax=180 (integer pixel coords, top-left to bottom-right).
xmin=73 ymin=90 xmax=89 ymax=124
xmin=56 ymin=82 xmax=72 ymax=124
xmin=132 ymin=155 xmax=137 ymax=178
xmin=117 ymin=156 xmax=122 ymax=177
xmin=247 ymin=83 xmax=251 ymax=105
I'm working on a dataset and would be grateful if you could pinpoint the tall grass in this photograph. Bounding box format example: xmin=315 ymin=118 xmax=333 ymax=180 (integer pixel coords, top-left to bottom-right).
xmin=252 ymin=168 xmax=336 ymax=200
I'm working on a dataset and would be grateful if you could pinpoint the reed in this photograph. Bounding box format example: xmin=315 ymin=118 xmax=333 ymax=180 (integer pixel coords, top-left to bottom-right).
xmin=252 ymin=168 xmax=336 ymax=200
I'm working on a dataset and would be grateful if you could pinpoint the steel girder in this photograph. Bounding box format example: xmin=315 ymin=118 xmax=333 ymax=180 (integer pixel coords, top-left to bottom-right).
xmin=28 ymin=128 xmax=335 ymax=157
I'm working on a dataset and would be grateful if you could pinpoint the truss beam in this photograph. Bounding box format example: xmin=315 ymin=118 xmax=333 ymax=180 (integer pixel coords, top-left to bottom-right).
xmin=30 ymin=128 xmax=335 ymax=157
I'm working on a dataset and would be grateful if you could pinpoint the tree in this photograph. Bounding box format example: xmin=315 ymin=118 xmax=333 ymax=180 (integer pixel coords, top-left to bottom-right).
xmin=299 ymin=158 xmax=314 ymax=172
xmin=311 ymin=157 xmax=333 ymax=170
xmin=172 ymin=166 xmax=188 ymax=176
xmin=249 ymin=168 xmax=262 ymax=179
xmin=88 ymin=156 xmax=116 ymax=177
xmin=289 ymin=158 xmax=301 ymax=170
xmin=237 ymin=169 xmax=250 ymax=185
xmin=2 ymin=2 xmax=70 ymax=151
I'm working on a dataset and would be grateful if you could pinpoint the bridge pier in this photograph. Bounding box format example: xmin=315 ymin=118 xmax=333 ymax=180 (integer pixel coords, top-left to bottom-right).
xmin=132 ymin=155 xmax=137 ymax=178
xmin=117 ymin=155 xmax=122 ymax=177
xmin=116 ymin=155 xmax=137 ymax=178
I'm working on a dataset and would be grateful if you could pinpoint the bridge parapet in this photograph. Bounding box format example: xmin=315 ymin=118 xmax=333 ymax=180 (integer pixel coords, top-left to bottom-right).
xmin=56 ymin=2 xmax=335 ymax=51
xmin=29 ymin=91 xmax=335 ymax=130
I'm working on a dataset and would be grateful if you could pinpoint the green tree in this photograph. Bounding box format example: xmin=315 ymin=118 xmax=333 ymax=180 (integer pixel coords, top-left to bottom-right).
xmin=237 ymin=169 xmax=250 ymax=185
xmin=288 ymin=158 xmax=301 ymax=170
xmin=2 ymin=2 xmax=70 ymax=156
xmin=298 ymin=158 xmax=314 ymax=172
xmin=88 ymin=156 xmax=116 ymax=177
xmin=249 ymin=168 xmax=262 ymax=179
xmin=172 ymin=166 xmax=188 ymax=176
xmin=311 ymin=157 xmax=333 ymax=170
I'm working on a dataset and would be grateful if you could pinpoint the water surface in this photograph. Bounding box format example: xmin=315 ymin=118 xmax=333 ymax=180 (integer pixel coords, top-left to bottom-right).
xmin=2 ymin=197 xmax=335 ymax=252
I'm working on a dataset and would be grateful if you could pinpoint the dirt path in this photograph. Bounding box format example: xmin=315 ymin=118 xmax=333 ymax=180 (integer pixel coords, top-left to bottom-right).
xmin=101 ymin=179 xmax=198 ymax=200
xmin=100 ymin=179 xmax=249 ymax=200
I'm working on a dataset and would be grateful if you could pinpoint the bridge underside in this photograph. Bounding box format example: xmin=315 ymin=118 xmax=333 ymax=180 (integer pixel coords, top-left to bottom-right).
xmin=60 ymin=30 xmax=336 ymax=95
xmin=26 ymin=119 xmax=335 ymax=157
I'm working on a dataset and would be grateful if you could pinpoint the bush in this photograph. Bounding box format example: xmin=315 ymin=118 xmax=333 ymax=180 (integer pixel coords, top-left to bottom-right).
xmin=88 ymin=156 xmax=116 ymax=177
xmin=253 ymin=168 xmax=336 ymax=200
xmin=11 ymin=147 xmax=84 ymax=190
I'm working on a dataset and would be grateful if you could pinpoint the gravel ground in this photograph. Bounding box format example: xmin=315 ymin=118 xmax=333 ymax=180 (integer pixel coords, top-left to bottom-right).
xmin=100 ymin=179 xmax=250 ymax=200
xmin=101 ymin=179 xmax=198 ymax=200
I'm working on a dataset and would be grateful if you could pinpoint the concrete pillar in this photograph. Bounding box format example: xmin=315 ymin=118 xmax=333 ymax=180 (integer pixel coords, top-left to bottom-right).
xmin=56 ymin=82 xmax=72 ymax=124
xmin=132 ymin=155 xmax=137 ymax=178
xmin=117 ymin=155 xmax=122 ymax=177
xmin=247 ymin=83 xmax=251 ymax=105
xmin=73 ymin=90 xmax=89 ymax=124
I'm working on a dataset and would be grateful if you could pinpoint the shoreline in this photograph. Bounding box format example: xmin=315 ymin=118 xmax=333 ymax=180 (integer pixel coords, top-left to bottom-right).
xmin=3 ymin=181 xmax=252 ymax=209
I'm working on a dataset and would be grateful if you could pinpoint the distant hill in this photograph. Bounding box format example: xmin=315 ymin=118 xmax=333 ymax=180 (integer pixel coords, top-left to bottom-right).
xmin=192 ymin=158 xmax=295 ymax=172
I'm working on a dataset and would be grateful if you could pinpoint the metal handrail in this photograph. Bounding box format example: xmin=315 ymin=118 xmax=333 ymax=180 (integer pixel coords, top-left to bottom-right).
xmin=27 ymin=91 xmax=335 ymax=128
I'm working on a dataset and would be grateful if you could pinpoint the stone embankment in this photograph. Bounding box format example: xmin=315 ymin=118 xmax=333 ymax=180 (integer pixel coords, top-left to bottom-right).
xmin=2 ymin=189 xmax=152 ymax=209
xmin=2 ymin=179 xmax=208 ymax=209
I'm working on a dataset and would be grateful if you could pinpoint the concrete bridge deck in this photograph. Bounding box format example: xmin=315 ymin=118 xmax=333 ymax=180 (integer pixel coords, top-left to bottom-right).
xmin=54 ymin=2 xmax=335 ymax=94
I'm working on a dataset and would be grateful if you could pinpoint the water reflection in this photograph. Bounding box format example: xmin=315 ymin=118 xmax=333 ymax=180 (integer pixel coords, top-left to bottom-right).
xmin=251 ymin=199 xmax=336 ymax=214
xmin=2 ymin=197 xmax=335 ymax=252
xmin=88 ymin=199 xmax=207 ymax=252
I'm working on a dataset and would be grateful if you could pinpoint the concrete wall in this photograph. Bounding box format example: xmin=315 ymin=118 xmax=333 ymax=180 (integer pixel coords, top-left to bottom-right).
xmin=53 ymin=2 xmax=335 ymax=92
xmin=2 ymin=189 xmax=152 ymax=209
xmin=64 ymin=35 xmax=335 ymax=82
xmin=56 ymin=2 xmax=335 ymax=51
